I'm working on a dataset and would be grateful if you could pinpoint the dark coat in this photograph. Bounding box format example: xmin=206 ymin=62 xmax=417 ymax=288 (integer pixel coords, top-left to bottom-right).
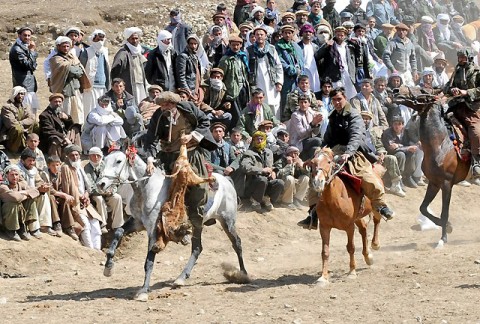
xmin=143 ymin=101 xmax=218 ymax=158
xmin=321 ymin=102 xmax=377 ymax=162
xmin=340 ymin=5 xmax=368 ymax=24
xmin=315 ymin=40 xmax=356 ymax=84
xmin=38 ymin=106 xmax=75 ymax=152
xmin=145 ymin=47 xmax=177 ymax=90
xmin=165 ymin=22 xmax=193 ymax=54
xmin=111 ymin=45 xmax=146 ymax=102
xmin=175 ymin=50 xmax=200 ymax=92
xmin=9 ymin=41 xmax=38 ymax=92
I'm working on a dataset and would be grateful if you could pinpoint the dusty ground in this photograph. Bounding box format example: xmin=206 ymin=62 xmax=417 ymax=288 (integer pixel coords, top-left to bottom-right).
xmin=1 ymin=1 xmax=480 ymax=323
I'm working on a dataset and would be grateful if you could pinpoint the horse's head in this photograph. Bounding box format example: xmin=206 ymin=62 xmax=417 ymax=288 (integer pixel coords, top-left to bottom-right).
xmin=393 ymin=86 xmax=438 ymax=115
xmin=309 ymin=147 xmax=335 ymax=193
xmin=97 ymin=150 xmax=129 ymax=194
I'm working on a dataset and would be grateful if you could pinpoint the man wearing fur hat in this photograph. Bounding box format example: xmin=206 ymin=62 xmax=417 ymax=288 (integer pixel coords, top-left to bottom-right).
xmin=146 ymin=30 xmax=177 ymax=91
xmin=9 ymin=26 xmax=39 ymax=115
xmin=49 ymin=36 xmax=91 ymax=124
xmin=0 ymin=86 xmax=36 ymax=153
xmin=80 ymin=29 xmax=110 ymax=118
xmin=111 ymin=27 xmax=148 ymax=105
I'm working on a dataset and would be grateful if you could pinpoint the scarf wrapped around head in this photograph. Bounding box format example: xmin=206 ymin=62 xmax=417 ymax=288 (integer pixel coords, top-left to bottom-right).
xmin=225 ymin=48 xmax=250 ymax=73
xmin=10 ymin=86 xmax=26 ymax=102
xmin=251 ymin=131 xmax=267 ymax=151
xmin=420 ymin=23 xmax=435 ymax=51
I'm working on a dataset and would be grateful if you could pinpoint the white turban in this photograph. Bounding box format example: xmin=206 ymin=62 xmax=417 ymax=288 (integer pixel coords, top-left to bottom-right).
xmin=55 ymin=36 xmax=72 ymax=45
xmin=88 ymin=147 xmax=103 ymax=156
xmin=251 ymin=6 xmax=265 ymax=17
xmin=421 ymin=16 xmax=434 ymax=24
xmin=437 ymin=14 xmax=450 ymax=22
xmin=90 ymin=29 xmax=106 ymax=39
xmin=157 ymin=30 xmax=172 ymax=45
xmin=9 ymin=86 xmax=26 ymax=102
xmin=4 ymin=164 xmax=22 ymax=174
xmin=64 ymin=26 xmax=81 ymax=36
xmin=422 ymin=67 xmax=435 ymax=76
xmin=123 ymin=27 xmax=143 ymax=40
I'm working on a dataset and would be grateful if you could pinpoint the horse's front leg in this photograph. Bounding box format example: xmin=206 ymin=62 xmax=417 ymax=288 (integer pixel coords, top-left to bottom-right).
xmin=173 ymin=225 xmax=203 ymax=287
xmin=104 ymin=217 xmax=140 ymax=277
xmin=420 ymin=182 xmax=441 ymax=226
xmin=134 ymin=235 xmax=157 ymax=301
xmin=437 ymin=181 xmax=454 ymax=248
xmin=346 ymin=225 xmax=357 ymax=278
xmin=371 ymin=214 xmax=381 ymax=250
xmin=317 ymin=226 xmax=331 ymax=287
xmin=356 ymin=218 xmax=373 ymax=266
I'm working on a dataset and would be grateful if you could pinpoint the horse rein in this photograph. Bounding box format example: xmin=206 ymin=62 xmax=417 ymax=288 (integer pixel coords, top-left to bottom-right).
xmin=313 ymin=152 xmax=346 ymax=185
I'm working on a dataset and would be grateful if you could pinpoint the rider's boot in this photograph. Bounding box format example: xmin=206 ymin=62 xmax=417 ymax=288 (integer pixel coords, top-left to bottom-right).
xmin=297 ymin=205 xmax=318 ymax=230
xmin=378 ymin=205 xmax=394 ymax=221
xmin=472 ymin=154 xmax=480 ymax=178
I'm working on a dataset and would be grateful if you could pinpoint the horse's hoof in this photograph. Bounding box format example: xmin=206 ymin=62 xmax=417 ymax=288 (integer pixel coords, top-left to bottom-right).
xmin=435 ymin=239 xmax=445 ymax=249
xmin=316 ymin=276 xmax=329 ymax=287
xmin=134 ymin=292 xmax=149 ymax=302
xmin=347 ymin=271 xmax=357 ymax=279
xmin=371 ymin=242 xmax=380 ymax=251
xmin=446 ymin=222 xmax=453 ymax=234
xmin=364 ymin=253 xmax=374 ymax=266
xmin=172 ymin=277 xmax=186 ymax=288
xmin=103 ymin=266 xmax=113 ymax=277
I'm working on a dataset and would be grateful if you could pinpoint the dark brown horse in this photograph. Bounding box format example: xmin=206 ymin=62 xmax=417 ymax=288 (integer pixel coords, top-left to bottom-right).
xmin=309 ymin=148 xmax=381 ymax=286
xmin=394 ymin=88 xmax=470 ymax=248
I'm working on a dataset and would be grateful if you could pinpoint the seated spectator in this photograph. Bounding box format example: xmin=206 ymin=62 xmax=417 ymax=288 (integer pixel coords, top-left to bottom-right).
xmin=283 ymin=75 xmax=319 ymax=122
xmin=272 ymin=128 xmax=290 ymax=162
xmin=432 ymin=52 xmax=449 ymax=89
xmin=372 ymin=76 xmax=391 ymax=117
xmin=59 ymin=145 xmax=102 ymax=249
xmin=226 ymin=127 xmax=248 ymax=158
xmin=0 ymin=86 xmax=36 ymax=153
xmin=25 ymin=133 xmax=47 ymax=172
xmin=419 ymin=68 xmax=435 ymax=91
xmin=84 ymin=147 xmax=124 ymax=233
xmin=237 ymin=88 xmax=280 ymax=140
xmin=257 ymin=120 xmax=278 ymax=152
xmin=350 ymin=78 xmax=388 ymax=134
xmin=240 ymin=131 xmax=284 ymax=212
xmin=0 ymin=148 xmax=11 ymax=177
xmin=138 ymin=85 xmax=162 ymax=126
xmin=386 ymin=73 xmax=412 ymax=124
xmin=381 ymin=115 xmax=425 ymax=188
xmin=0 ymin=164 xmax=40 ymax=241
xmin=81 ymin=95 xmax=126 ymax=153
xmin=202 ymin=68 xmax=233 ymax=129
xmin=287 ymin=95 xmax=323 ymax=160
xmin=275 ymin=145 xmax=309 ymax=210
xmin=361 ymin=111 xmax=405 ymax=197
xmin=106 ymin=78 xmax=142 ymax=137
xmin=209 ymin=123 xmax=239 ymax=177
xmin=17 ymin=148 xmax=52 ymax=238
xmin=39 ymin=93 xmax=81 ymax=158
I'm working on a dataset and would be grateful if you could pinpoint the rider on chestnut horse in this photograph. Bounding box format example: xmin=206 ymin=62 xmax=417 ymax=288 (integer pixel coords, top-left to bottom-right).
xmin=444 ymin=48 xmax=480 ymax=180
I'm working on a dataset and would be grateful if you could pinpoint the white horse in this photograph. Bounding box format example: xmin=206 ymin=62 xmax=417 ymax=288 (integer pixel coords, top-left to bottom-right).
xmin=98 ymin=149 xmax=248 ymax=301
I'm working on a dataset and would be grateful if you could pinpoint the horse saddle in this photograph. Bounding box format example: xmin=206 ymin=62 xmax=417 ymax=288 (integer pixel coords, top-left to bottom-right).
xmin=445 ymin=113 xmax=471 ymax=162
xmin=338 ymin=169 xmax=363 ymax=194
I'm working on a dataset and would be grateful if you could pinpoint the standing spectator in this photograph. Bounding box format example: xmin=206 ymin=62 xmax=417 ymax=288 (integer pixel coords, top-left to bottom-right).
xmin=341 ymin=0 xmax=368 ymax=24
xmin=308 ymin=0 xmax=323 ymax=27
xmin=0 ymin=165 xmax=40 ymax=241
xmin=80 ymin=29 xmax=110 ymax=119
xmin=65 ymin=27 xmax=89 ymax=58
xmin=38 ymin=93 xmax=80 ymax=157
xmin=145 ymin=30 xmax=177 ymax=91
xmin=298 ymin=24 xmax=320 ymax=94
xmin=219 ymin=35 xmax=251 ymax=130
xmin=49 ymin=36 xmax=91 ymax=125
xmin=111 ymin=27 xmax=148 ymax=105
xmin=203 ymin=26 xmax=228 ymax=67
xmin=165 ymin=9 xmax=193 ymax=54
xmin=366 ymin=0 xmax=400 ymax=26
xmin=433 ymin=14 xmax=464 ymax=65
xmin=382 ymin=23 xmax=418 ymax=86
xmin=175 ymin=35 xmax=204 ymax=104
xmin=366 ymin=16 xmax=381 ymax=41
xmin=0 ymin=86 xmax=36 ymax=153
xmin=323 ymin=0 xmax=341 ymax=30
xmin=246 ymin=26 xmax=283 ymax=119
xmin=84 ymin=147 xmax=124 ymax=233
xmin=276 ymin=25 xmax=304 ymax=118
xmin=9 ymin=27 xmax=39 ymax=115
xmin=373 ymin=23 xmax=396 ymax=58
xmin=240 ymin=131 xmax=285 ymax=212
xmin=284 ymin=75 xmax=319 ymax=122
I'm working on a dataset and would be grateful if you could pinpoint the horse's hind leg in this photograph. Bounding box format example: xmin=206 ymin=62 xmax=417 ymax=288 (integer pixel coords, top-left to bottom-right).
xmin=104 ymin=217 xmax=141 ymax=277
xmin=355 ymin=218 xmax=373 ymax=266
xmin=438 ymin=181 xmax=454 ymax=246
xmin=219 ymin=218 xmax=247 ymax=274
xmin=135 ymin=236 xmax=157 ymax=301
xmin=346 ymin=225 xmax=357 ymax=278
xmin=173 ymin=225 xmax=203 ymax=288
xmin=317 ymin=226 xmax=331 ymax=287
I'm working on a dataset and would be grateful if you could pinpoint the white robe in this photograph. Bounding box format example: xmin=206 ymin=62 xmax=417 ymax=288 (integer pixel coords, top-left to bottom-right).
xmin=302 ymin=43 xmax=320 ymax=92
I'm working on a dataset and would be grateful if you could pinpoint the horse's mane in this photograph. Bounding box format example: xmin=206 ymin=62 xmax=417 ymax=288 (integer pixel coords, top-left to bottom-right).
xmin=314 ymin=147 xmax=334 ymax=158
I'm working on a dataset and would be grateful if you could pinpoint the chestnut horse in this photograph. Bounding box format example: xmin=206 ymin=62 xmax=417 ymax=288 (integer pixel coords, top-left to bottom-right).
xmin=309 ymin=148 xmax=382 ymax=286
xmin=394 ymin=89 xmax=470 ymax=248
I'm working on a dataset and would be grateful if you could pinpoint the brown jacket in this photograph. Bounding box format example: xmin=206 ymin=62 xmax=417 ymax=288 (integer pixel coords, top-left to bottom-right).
xmin=0 ymin=101 xmax=35 ymax=138
xmin=0 ymin=180 xmax=39 ymax=203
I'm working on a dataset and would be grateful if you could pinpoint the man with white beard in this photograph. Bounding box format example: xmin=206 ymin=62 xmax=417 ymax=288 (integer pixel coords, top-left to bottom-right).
xmin=111 ymin=27 xmax=148 ymax=105
xmin=80 ymin=30 xmax=110 ymax=120
xmin=145 ymin=30 xmax=177 ymax=91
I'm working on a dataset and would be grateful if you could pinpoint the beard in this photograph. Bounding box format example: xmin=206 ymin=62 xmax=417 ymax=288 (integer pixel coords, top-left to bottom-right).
xmin=69 ymin=159 xmax=82 ymax=169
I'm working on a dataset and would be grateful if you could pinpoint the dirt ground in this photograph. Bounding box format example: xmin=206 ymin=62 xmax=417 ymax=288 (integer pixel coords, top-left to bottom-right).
xmin=1 ymin=1 xmax=480 ymax=323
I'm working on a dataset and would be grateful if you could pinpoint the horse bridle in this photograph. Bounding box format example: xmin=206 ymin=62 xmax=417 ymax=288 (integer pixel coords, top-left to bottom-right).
xmin=313 ymin=151 xmax=346 ymax=185
xmin=101 ymin=153 xmax=150 ymax=189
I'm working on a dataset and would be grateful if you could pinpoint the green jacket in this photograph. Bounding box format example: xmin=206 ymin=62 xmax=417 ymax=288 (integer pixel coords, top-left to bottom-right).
xmin=237 ymin=103 xmax=280 ymax=139
xmin=218 ymin=55 xmax=249 ymax=101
